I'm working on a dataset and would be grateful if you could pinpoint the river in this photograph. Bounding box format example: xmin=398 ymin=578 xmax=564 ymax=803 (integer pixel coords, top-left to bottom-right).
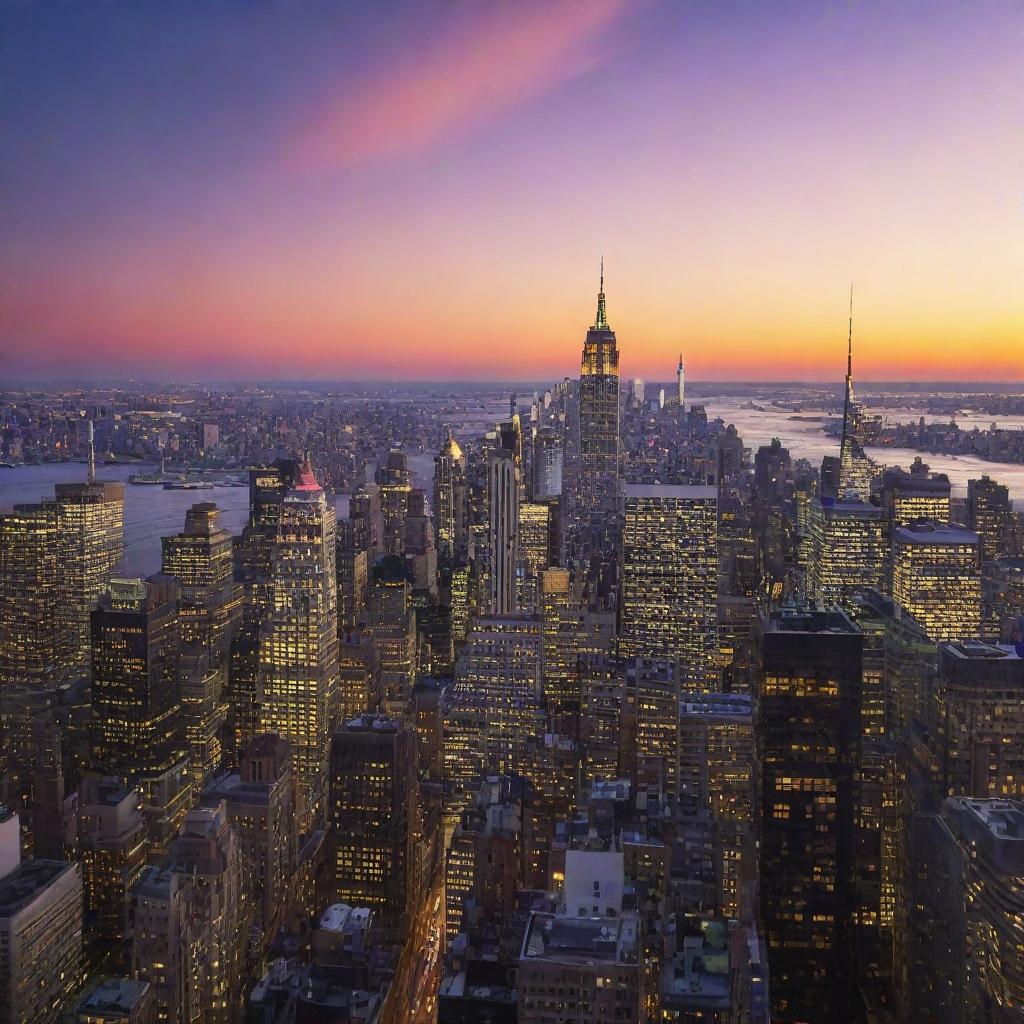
xmin=2 ymin=400 xmax=1020 ymax=575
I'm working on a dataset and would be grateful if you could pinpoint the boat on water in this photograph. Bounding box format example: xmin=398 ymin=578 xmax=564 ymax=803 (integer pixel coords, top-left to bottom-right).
xmin=163 ymin=480 xmax=215 ymax=490
xmin=130 ymin=458 xmax=182 ymax=486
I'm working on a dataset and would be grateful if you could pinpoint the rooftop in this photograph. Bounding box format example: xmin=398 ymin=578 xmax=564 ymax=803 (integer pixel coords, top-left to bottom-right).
xmin=77 ymin=977 xmax=151 ymax=1015
xmin=623 ymin=483 xmax=717 ymax=500
xmin=895 ymin=519 xmax=979 ymax=545
xmin=521 ymin=911 xmax=638 ymax=966
xmin=0 ymin=859 xmax=75 ymax=916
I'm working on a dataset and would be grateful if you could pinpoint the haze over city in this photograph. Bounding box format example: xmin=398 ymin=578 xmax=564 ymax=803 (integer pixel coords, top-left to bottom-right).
xmin=3 ymin=0 xmax=1023 ymax=381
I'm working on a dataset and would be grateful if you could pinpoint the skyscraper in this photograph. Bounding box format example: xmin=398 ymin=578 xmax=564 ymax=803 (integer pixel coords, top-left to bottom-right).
xmin=434 ymin=429 xmax=467 ymax=559
xmin=487 ymin=446 xmax=519 ymax=616
xmin=806 ymin=496 xmax=887 ymax=610
xmin=757 ymin=606 xmax=862 ymax=1023
xmin=329 ymin=713 xmax=414 ymax=939
xmin=568 ymin=260 xmax=620 ymax=566
xmin=160 ymin=501 xmax=240 ymax=664
xmin=837 ymin=288 xmax=874 ymax=501
xmin=90 ymin=576 xmax=191 ymax=853
xmin=618 ymin=483 xmax=719 ymax=688
xmin=891 ymin=520 xmax=981 ymax=641
xmin=677 ymin=352 xmax=685 ymax=408
xmin=257 ymin=457 xmax=339 ymax=826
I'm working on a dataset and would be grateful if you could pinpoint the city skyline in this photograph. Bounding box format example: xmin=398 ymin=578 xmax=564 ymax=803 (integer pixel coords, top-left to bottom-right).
xmin=3 ymin=1 xmax=1023 ymax=382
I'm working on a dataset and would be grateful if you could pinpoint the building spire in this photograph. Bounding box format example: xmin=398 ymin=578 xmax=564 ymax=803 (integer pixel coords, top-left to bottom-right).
xmin=593 ymin=255 xmax=608 ymax=330
xmin=87 ymin=419 xmax=96 ymax=485
xmin=847 ymin=282 xmax=853 ymax=380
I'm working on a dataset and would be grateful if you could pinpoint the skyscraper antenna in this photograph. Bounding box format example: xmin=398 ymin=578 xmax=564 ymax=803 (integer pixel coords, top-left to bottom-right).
xmin=847 ymin=283 xmax=854 ymax=376
xmin=87 ymin=419 xmax=96 ymax=484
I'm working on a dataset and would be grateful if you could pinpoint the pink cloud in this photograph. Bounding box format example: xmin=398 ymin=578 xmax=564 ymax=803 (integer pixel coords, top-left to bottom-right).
xmin=288 ymin=0 xmax=634 ymax=171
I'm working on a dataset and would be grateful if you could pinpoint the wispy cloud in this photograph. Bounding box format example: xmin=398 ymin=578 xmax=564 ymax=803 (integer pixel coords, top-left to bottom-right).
xmin=287 ymin=0 xmax=634 ymax=172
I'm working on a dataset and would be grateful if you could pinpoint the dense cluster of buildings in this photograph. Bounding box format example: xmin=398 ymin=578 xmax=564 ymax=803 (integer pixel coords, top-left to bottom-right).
xmin=1 ymin=269 xmax=1024 ymax=1023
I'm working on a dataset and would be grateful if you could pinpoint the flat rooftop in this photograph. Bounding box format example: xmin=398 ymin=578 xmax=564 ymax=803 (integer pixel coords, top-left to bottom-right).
xmin=521 ymin=911 xmax=637 ymax=966
xmin=895 ymin=520 xmax=979 ymax=545
xmin=0 ymin=859 xmax=75 ymax=916
xmin=762 ymin=606 xmax=859 ymax=636
xmin=624 ymin=483 xmax=717 ymax=500
xmin=78 ymin=977 xmax=151 ymax=1014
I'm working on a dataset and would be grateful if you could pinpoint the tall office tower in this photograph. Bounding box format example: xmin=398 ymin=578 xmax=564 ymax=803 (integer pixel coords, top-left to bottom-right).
xmin=90 ymin=576 xmax=191 ymax=853
xmin=434 ymin=429 xmax=467 ymax=558
xmin=631 ymin=377 xmax=645 ymax=405
xmin=160 ymin=502 xmax=240 ymax=664
xmin=329 ymin=713 xmax=414 ymax=938
xmin=131 ymin=803 xmax=247 ymax=1024
xmin=679 ymin=693 xmax=754 ymax=918
xmin=753 ymin=438 xmax=792 ymax=507
xmin=52 ymin=475 xmax=125 ymax=677
xmin=0 ymin=502 xmax=63 ymax=687
xmin=486 ymin=445 xmax=520 ymax=616
xmin=989 ymin=557 xmax=1024 ymax=642
xmin=377 ymin=449 xmax=412 ymax=557
xmin=579 ymin=654 xmax=624 ymax=782
xmin=530 ymin=430 xmax=562 ymax=501
xmin=930 ymin=640 xmax=1024 ymax=799
xmin=891 ymin=520 xmax=981 ymax=641
xmin=677 ymin=352 xmax=685 ymax=407
xmin=349 ymin=483 xmax=384 ymax=565
xmin=449 ymin=562 xmax=474 ymax=647
xmin=619 ymin=484 xmax=719 ymax=689
xmin=0 ymin=811 xmax=83 ymax=1024
xmin=908 ymin=797 xmax=1024 ymax=1023
xmin=337 ymin=634 xmax=381 ymax=721
xmin=968 ymin=475 xmax=1020 ymax=562
xmin=627 ymin=657 xmax=681 ymax=801
xmin=837 ymin=290 xmax=874 ymax=501
xmin=76 ymin=774 xmax=147 ymax=948
xmin=444 ymin=616 xmax=545 ymax=811
xmin=335 ymin=520 xmax=368 ymax=633
xmin=404 ymin=487 xmax=437 ymax=595
xmin=202 ymin=734 xmax=296 ymax=948
xmin=361 ymin=577 xmax=417 ymax=714
xmin=180 ymin=655 xmax=225 ymax=792
xmin=806 ymin=496 xmax=887 ymax=609
xmin=879 ymin=461 xmax=951 ymax=527
xmin=756 ymin=606 xmax=862 ymax=1024
xmin=516 ymin=501 xmax=551 ymax=611
xmin=258 ymin=457 xmax=338 ymax=826
xmin=568 ymin=261 xmax=620 ymax=565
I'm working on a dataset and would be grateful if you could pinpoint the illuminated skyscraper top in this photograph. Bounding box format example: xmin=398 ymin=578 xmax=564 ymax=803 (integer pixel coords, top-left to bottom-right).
xmin=838 ymin=286 xmax=873 ymax=501
xmin=677 ymin=352 xmax=685 ymax=408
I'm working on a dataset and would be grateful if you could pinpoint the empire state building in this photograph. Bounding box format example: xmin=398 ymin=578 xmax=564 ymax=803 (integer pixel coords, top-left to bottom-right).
xmin=566 ymin=261 xmax=621 ymax=569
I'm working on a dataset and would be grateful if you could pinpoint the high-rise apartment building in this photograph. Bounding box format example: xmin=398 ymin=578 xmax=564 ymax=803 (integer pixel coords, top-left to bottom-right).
xmin=258 ymin=457 xmax=338 ymax=825
xmin=619 ymin=484 xmax=719 ymax=688
xmin=756 ymin=606 xmax=862 ymax=1023
xmin=891 ymin=520 xmax=981 ymax=641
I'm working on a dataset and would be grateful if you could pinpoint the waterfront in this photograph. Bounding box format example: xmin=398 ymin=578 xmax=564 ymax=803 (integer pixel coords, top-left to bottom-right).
xmin=2 ymin=399 xmax=1021 ymax=579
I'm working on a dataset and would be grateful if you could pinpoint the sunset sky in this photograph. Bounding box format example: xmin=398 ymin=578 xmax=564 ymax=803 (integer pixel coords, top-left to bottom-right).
xmin=2 ymin=1 xmax=1022 ymax=382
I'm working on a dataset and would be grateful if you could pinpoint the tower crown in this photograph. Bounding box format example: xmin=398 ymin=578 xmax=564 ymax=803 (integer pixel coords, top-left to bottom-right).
xmin=592 ymin=256 xmax=609 ymax=330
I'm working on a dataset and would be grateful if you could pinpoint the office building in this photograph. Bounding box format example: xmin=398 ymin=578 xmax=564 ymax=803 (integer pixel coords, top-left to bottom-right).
xmin=891 ymin=520 xmax=981 ymax=641
xmin=76 ymin=978 xmax=156 ymax=1024
xmin=531 ymin=430 xmax=562 ymax=501
xmin=0 ymin=811 xmax=83 ymax=1024
xmin=434 ymin=429 xmax=467 ymax=558
xmin=879 ymin=461 xmax=951 ymax=527
xmin=619 ymin=484 xmax=719 ymax=688
xmin=756 ymin=606 xmax=862 ymax=1023
xmin=330 ymin=714 xmax=414 ymax=938
xmin=90 ymin=576 xmax=191 ymax=853
xmin=806 ymin=496 xmax=887 ymax=610
xmin=487 ymin=445 xmax=519 ymax=616
xmin=258 ymin=456 xmax=338 ymax=825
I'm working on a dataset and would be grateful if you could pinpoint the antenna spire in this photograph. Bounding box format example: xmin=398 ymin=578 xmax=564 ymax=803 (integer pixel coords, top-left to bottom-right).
xmin=87 ymin=420 xmax=96 ymax=485
xmin=847 ymin=282 xmax=854 ymax=377
xmin=593 ymin=256 xmax=609 ymax=329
